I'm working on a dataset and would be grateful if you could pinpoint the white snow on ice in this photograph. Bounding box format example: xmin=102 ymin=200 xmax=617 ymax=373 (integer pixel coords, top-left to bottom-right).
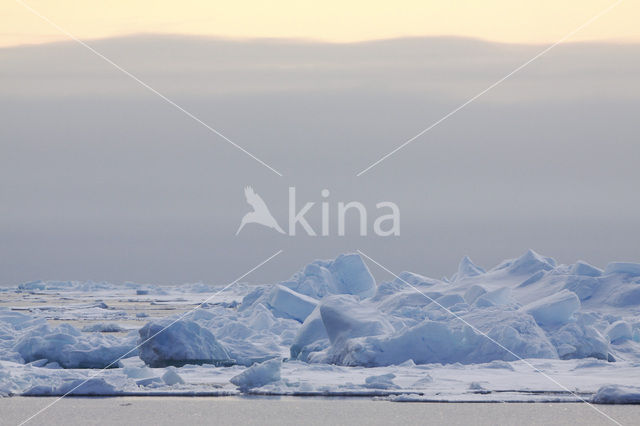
xmin=1 ymin=250 xmax=639 ymax=403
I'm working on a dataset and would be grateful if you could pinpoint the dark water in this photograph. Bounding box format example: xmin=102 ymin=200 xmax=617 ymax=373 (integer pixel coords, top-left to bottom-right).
xmin=1 ymin=397 xmax=637 ymax=426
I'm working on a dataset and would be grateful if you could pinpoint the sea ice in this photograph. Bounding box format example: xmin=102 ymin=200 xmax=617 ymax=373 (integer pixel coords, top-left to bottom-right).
xmin=230 ymin=358 xmax=281 ymax=391
xmin=571 ymin=261 xmax=603 ymax=277
xmin=82 ymin=322 xmax=127 ymax=333
xmin=523 ymin=290 xmax=580 ymax=326
xmin=548 ymin=321 xmax=609 ymax=360
xmin=290 ymin=307 xmax=328 ymax=360
xmin=606 ymin=321 xmax=633 ymax=344
xmin=162 ymin=367 xmax=185 ymax=385
xmin=504 ymin=249 xmax=557 ymax=275
xmin=463 ymin=285 xmax=487 ymax=305
xmin=592 ymin=385 xmax=640 ymax=404
xmin=473 ymin=287 xmax=513 ymax=308
xmin=1 ymin=250 xmax=639 ymax=403
xmin=452 ymin=256 xmax=485 ymax=281
xmin=138 ymin=318 xmax=230 ymax=367
xmin=320 ymin=295 xmax=394 ymax=345
xmin=603 ymin=262 xmax=640 ymax=276
xmin=24 ymin=378 xmax=119 ymax=396
xmin=323 ymin=309 xmax=556 ymax=367
xmin=364 ymin=373 xmax=398 ymax=389
xmin=267 ymin=285 xmax=318 ymax=322
xmin=15 ymin=323 xmax=136 ymax=368
xmin=281 ymin=253 xmax=376 ymax=299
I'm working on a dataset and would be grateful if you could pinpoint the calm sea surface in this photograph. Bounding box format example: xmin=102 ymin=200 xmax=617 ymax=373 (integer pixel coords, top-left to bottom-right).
xmin=1 ymin=397 xmax=637 ymax=426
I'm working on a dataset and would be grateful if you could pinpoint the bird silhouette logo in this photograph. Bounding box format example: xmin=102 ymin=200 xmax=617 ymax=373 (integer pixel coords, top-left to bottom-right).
xmin=236 ymin=186 xmax=285 ymax=235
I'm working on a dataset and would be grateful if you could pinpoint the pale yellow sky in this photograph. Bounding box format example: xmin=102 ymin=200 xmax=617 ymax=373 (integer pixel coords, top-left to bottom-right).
xmin=2 ymin=0 xmax=638 ymax=48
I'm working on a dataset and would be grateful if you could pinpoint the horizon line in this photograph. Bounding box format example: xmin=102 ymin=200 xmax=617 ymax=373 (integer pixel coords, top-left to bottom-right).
xmin=2 ymin=31 xmax=640 ymax=50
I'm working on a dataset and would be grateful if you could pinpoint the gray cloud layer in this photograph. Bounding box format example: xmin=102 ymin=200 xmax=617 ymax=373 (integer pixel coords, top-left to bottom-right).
xmin=1 ymin=36 xmax=639 ymax=285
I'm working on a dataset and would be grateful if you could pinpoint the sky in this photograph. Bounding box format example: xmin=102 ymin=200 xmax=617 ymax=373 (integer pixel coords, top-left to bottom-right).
xmin=1 ymin=35 xmax=639 ymax=285
xmin=2 ymin=0 xmax=638 ymax=47
xmin=0 ymin=2 xmax=639 ymax=286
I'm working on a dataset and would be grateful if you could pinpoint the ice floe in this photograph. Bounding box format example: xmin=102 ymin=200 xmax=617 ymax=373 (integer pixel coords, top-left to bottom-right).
xmin=138 ymin=317 xmax=230 ymax=367
xmin=592 ymin=385 xmax=640 ymax=404
xmin=230 ymin=358 xmax=281 ymax=391
xmin=1 ymin=250 xmax=639 ymax=402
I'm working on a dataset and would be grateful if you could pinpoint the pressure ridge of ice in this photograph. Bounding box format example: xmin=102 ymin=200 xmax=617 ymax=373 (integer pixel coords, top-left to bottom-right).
xmin=1 ymin=250 xmax=639 ymax=400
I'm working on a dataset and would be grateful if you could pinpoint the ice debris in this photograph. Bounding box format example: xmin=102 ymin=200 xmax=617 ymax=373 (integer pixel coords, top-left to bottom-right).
xmin=162 ymin=366 xmax=185 ymax=385
xmin=364 ymin=373 xmax=398 ymax=389
xmin=268 ymin=285 xmax=318 ymax=322
xmin=604 ymin=262 xmax=640 ymax=276
xmin=138 ymin=318 xmax=230 ymax=367
xmin=592 ymin=385 xmax=640 ymax=404
xmin=230 ymin=358 xmax=281 ymax=391
xmin=523 ymin=290 xmax=580 ymax=326
xmin=2 ymin=250 xmax=640 ymax=378
xmin=14 ymin=323 xmax=136 ymax=368
xmin=24 ymin=378 xmax=119 ymax=396
xmin=82 ymin=322 xmax=127 ymax=333
xmin=606 ymin=321 xmax=633 ymax=344
xmin=280 ymin=253 xmax=376 ymax=299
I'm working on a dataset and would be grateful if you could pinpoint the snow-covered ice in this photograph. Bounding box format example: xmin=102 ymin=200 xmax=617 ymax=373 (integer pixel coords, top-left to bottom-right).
xmin=161 ymin=366 xmax=185 ymax=386
xmin=138 ymin=317 xmax=230 ymax=367
xmin=1 ymin=250 xmax=639 ymax=403
xmin=230 ymin=358 xmax=282 ymax=390
xmin=592 ymin=385 xmax=640 ymax=404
